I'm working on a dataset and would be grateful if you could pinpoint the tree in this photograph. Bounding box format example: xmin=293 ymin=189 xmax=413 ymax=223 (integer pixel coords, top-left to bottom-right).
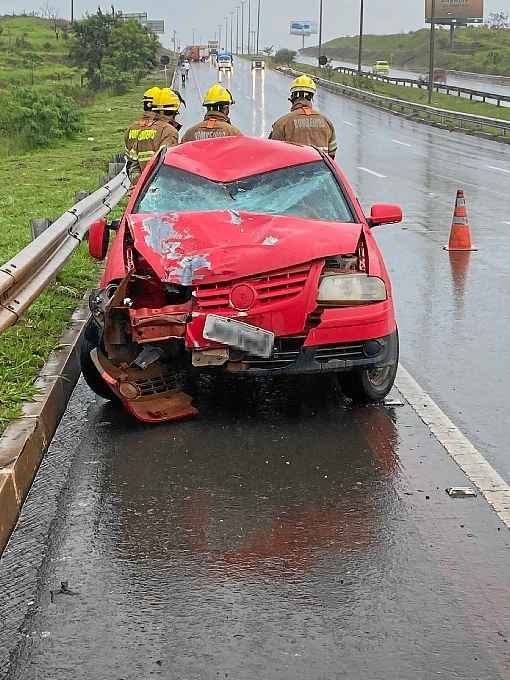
xmin=263 ymin=45 xmax=274 ymax=56
xmin=273 ymin=49 xmax=296 ymax=66
xmin=68 ymin=11 xmax=158 ymax=91
xmin=68 ymin=10 xmax=117 ymax=89
xmin=488 ymin=10 xmax=510 ymax=29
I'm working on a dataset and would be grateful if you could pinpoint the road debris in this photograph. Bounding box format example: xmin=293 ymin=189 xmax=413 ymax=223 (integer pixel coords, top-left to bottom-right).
xmin=446 ymin=487 xmax=477 ymax=498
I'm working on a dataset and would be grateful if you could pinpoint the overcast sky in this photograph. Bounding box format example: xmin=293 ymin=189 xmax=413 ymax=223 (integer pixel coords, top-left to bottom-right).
xmin=4 ymin=0 xmax=510 ymax=49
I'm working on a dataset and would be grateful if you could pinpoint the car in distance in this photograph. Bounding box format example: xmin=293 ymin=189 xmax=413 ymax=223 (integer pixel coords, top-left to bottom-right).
xmin=84 ymin=137 xmax=402 ymax=423
xmin=372 ymin=60 xmax=390 ymax=75
xmin=251 ymin=58 xmax=265 ymax=70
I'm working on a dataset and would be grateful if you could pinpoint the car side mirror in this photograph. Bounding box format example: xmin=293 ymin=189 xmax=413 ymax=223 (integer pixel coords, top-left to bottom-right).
xmin=367 ymin=204 xmax=403 ymax=227
xmin=88 ymin=218 xmax=110 ymax=260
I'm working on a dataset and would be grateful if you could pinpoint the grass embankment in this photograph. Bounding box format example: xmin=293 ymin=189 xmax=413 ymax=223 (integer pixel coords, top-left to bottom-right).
xmin=0 ymin=15 xmax=83 ymax=95
xmin=303 ymin=26 xmax=510 ymax=76
xmin=0 ymin=75 xmax=167 ymax=434
xmin=293 ymin=61 xmax=510 ymax=123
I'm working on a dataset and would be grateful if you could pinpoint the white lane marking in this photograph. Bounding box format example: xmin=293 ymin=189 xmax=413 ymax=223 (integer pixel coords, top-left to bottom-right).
xmin=392 ymin=139 xmax=412 ymax=147
xmin=357 ymin=166 xmax=387 ymax=179
xmin=343 ymin=120 xmax=354 ymax=127
xmin=487 ymin=165 xmax=510 ymax=175
xmin=396 ymin=365 xmax=510 ymax=529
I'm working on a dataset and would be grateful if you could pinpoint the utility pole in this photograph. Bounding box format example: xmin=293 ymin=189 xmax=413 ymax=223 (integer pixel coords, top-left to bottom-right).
xmin=241 ymin=0 xmax=246 ymax=53
xmin=230 ymin=11 xmax=234 ymax=53
xmin=236 ymin=6 xmax=240 ymax=55
xmin=225 ymin=16 xmax=228 ymax=51
xmin=192 ymin=28 xmax=196 ymax=45
xmin=357 ymin=0 xmax=364 ymax=73
xmin=428 ymin=0 xmax=436 ymax=105
xmin=70 ymin=0 xmax=73 ymax=22
xmin=173 ymin=30 xmax=177 ymax=55
xmin=256 ymin=0 xmax=261 ymax=55
xmin=218 ymin=23 xmax=222 ymax=50
xmin=318 ymin=0 xmax=323 ymax=67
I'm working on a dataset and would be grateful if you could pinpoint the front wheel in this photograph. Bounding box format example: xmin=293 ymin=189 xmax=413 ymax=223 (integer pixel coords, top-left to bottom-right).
xmin=79 ymin=318 xmax=116 ymax=400
xmin=340 ymin=362 xmax=398 ymax=403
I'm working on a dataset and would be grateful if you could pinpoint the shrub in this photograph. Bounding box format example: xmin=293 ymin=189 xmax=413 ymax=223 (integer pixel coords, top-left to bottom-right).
xmin=0 ymin=87 xmax=82 ymax=150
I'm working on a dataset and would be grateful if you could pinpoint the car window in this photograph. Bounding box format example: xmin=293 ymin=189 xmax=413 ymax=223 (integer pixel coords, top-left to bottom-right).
xmin=135 ymin=161 xmax=355 ymax=223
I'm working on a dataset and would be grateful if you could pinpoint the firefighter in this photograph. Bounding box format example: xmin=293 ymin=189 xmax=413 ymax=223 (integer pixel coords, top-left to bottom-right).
xmin=269 ymin=75 xmax=337 ymax=158
xmin=181 ymin=84 xmax=242 ymax=143
xmin=124 ymin=87 xmax=183 ymax=184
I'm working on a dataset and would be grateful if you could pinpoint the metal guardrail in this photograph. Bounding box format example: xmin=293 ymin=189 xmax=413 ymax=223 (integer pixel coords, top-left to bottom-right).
xmin=331 ymin=65 xmax=510 ymax=107
xmin=282 ymin=67 xmax=510 ymax=138
xmin=0 ymin=167 xmax=130 ymax=335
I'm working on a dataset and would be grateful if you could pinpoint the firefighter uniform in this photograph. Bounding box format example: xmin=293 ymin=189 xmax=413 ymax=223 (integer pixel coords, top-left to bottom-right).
xmin=181 ymin=111 xmax=242 ymax=143
xmin=269 ymin=76 xmax=337 ymax=158
xmin=124 ymin=88 xmax=181 ymax=184
xmin=181 ymin=84 xmax=242 ymax=143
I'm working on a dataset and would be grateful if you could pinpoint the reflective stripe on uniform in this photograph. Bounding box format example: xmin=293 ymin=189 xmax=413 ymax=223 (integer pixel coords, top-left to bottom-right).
xmin=137 ymin=150 xmax=155 ymax=161
xmin=125 ymin=147 xmax=139 ymax=161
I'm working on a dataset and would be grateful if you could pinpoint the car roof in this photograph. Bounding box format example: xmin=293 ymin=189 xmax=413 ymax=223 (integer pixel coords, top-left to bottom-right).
xmin=163 ymin=136 xmax=322 ymax=182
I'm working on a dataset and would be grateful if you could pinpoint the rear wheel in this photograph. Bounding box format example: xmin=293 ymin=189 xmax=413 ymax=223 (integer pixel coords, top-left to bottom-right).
xmin=80 ymin=319 xmax=116 ymax=400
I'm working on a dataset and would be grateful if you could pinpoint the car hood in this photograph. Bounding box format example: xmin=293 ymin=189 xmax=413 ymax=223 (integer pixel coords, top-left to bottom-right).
xmin=127 ymin=211 xmax=362 ymax=285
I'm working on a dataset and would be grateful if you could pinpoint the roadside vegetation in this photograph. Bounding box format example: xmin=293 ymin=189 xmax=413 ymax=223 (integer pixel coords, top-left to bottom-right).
xmin=0 ymin=14 xmax=166 ymax=433
xmin=0 ymin=13 xmax=159 ymax=154
xmin=303 ymin=25 xmax=510 ymax=76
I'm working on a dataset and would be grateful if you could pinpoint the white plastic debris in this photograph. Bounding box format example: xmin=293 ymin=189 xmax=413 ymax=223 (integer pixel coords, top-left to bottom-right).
xmin=446 ymin=487 xmax=477 ymax=498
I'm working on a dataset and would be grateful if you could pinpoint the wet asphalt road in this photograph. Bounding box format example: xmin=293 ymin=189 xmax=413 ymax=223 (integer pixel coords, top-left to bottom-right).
xmin=2 ymin=60 xmax=510 ymax=679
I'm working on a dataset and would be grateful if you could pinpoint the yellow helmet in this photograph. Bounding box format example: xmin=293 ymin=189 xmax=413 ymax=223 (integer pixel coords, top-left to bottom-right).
xmin=154 ymin=88 xmax=183 ymax=114
xmin=143 ymin=86 xmax=161 ymax=110
xmin=203 ymin=83 xmax=235 ymax=107
xmin=290 ymin=75 xmax=317 ymax=97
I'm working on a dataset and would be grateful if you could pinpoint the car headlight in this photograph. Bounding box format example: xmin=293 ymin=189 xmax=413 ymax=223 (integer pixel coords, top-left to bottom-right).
xmin=317 ymin=274 xmax=387 ymax=305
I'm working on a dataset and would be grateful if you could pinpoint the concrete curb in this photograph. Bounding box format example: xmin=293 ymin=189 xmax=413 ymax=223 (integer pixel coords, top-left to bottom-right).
xmin=0 ymin=301 xmax=89 ymax=554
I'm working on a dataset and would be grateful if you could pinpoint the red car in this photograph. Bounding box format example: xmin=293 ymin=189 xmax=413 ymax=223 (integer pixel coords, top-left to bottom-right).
xmin=83 ymin=137 xmax=402 ymax=423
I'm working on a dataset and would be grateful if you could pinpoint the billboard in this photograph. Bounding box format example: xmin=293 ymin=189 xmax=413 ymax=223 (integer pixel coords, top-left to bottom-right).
xmin=290 ymin=20 xmax=318 ymax=36
xmin=425 ymin=0 xmax=483 ymax=24
xmin=144 ymin=20 xmax=165 ymax=34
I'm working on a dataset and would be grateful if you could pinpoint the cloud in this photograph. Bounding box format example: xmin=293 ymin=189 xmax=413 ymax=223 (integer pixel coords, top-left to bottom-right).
xmin=6 ymin=0 xmax=510 ymax=49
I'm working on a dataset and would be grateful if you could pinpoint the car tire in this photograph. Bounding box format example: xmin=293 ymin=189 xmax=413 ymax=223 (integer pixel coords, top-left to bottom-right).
xmin=340 ymin=332 xmax=399 ymax=403
xmin=80 ymin=318 xmax=116 ymax=400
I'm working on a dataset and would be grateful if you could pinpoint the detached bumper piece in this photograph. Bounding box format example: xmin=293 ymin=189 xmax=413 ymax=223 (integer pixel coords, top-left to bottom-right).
xmin=229 ymin=332 xmax=398 ymax=376
xmin=90 ymin=349 xmax=198 ymax=424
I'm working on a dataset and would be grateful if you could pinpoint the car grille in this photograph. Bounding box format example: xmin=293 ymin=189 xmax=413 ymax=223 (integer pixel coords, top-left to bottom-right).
xmin=244 ymin=339 xmax=366 ymax=370
xmin=194 ymin=263 xmax=312 ymax=312
xmin=133 ymin=374 xmax=175 ymax=396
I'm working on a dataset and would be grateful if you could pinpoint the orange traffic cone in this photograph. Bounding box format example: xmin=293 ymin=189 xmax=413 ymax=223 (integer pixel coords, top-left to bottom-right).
xmin=444 ymin=190 xmax=477 ymax=251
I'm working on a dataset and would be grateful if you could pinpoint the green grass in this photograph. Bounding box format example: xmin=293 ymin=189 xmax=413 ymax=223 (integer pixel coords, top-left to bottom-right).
xmin=0 ymin=15 xmax=81 ymax=93
xmin=303 ymin=26 xmax=510 ymax=76
xmin=0 ymin=72 xmax=168 ymax=435
xmin=293 ymin=61 xmax=510 ymax=124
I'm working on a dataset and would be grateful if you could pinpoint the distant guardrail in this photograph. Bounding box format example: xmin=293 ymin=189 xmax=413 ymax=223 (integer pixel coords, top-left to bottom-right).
xmin=331 ymin=65 xmax=510 ymax=108
xmin=0 ymin=168 xmax=130 ymax=335
xmin=280 ymin=67 xmax=510 ymax=140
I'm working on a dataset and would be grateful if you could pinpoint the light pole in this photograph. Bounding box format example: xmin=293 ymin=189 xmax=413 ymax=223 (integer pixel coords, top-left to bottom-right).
xmin=241 ymin=0 xmax=246 ymax=53
xmin=318 ymin=0 xmax=323 ymax=67
xmin=428 ymin=0 xmax=436 ymax=105
xmin=218 ymin=23 xmax=222 ymax=50
xmin=248 ymin=0 xmax=251 ymax=54
xmin=230 ymin=11 xmax=234 ymax=53
xmin=256 ymin=0 xmax=261 ymax=55
xmin=70 ymin=0 xmax=74 ymax=22
xmin=236 ymin=6 xmax=240 ymax=55
xmin=225 ymin=16 xmax=228 ymax=50
xmin=357 ymin=0 xmax=364 ymax=73
xmin=192 ymin=28 xmax=196 ymax=45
